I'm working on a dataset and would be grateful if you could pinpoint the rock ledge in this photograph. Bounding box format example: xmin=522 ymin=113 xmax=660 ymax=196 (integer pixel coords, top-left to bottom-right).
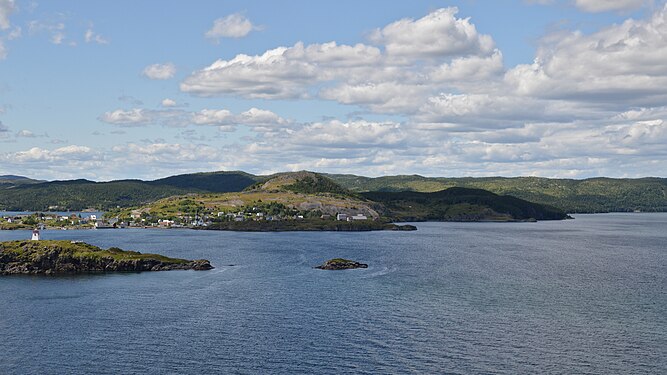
xmin=0 ymin=240 xmax=213 ymax=275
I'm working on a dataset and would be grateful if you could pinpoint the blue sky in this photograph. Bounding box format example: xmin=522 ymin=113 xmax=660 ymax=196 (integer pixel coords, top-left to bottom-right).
xmin=1 ymin=0 xmax=666 ymax=180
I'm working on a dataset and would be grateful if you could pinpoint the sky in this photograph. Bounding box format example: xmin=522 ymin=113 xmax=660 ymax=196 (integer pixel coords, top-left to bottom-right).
xmin=1 ymin=0 xmax=667 ymax=181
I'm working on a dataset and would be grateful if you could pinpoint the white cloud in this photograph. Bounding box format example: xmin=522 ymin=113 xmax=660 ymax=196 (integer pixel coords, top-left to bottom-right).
xmin=12 ymin=145 xmax=94 ymax=163
xmin=369 ymin=7 xmax=494 ymax=59
xmin=16 ymin=130 xmax=36 ymax=137
xmin=161 ymin=98 xmax=177 ymax=107
xmin=191 ymin=109 xmax=234 ymax=125
xmin=505 ymin=4 xmax=667 ymax=109
xmin=237 ymin=108 xmax=287 ymax=126
xmin=0 ymin=40 xmax=6 ymax=60
xmin=142 ymin=62 xmax=176 ymax=80
xmin=181 ymin=45 xmax=319 ymax=99
xmin=99 ymin=106 xmax=287 ymax=132
xmin=84 ymin=27 xmax=108 ymax=44
xmin=28 ymin=20 xmax=68 ymax=45
xmin=0 ymin=0 xmax=16 ymax=30
xmin=320 ymin=82 xmax=429 ymax=114
xmin=574 ymin=0 xmax=647 ymax=12
xmin=289 ymin=120 xmax=406 ymax=148
xmin=205 ymin=13 xmax=258 ymax=40
xmin=182 ymin=8 xmax=498 ymax=109
xmin=99 ymin=109 xmax=152 ymax=126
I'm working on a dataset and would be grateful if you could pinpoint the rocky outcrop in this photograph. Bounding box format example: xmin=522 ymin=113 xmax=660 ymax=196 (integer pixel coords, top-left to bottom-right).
xmin=0 ymin=240 xmax=213 ymax=275
xmin=315 ymin=258 xmax=368 ymax=270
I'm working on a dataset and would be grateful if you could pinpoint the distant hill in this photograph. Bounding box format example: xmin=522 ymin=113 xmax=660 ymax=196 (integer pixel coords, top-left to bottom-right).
xmin=1 ymin=170 xmax=666 ymax=213
xmin=108 ymin=173 xmax=566 ymax=223
xmin=150 ymin=171 xmax=258 ymax=192
xmin=0 ymin=175 xmax=33 ymax=181
xmin=363 ymin=187 xmax=569 ymax=221
xmin=0 ymin=171 xmax=259 ymax=211
xmin=0 ymin=175 xmax=44 ymax=188
xmin=329 ymin=175 xmax=667 ymax=213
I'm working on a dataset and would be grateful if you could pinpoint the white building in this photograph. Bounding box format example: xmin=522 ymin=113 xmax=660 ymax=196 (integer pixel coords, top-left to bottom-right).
xmin=31 ymin=229 xmax=40 ymax=241
xmin=336 ymin=213 xmax=348 ymax=221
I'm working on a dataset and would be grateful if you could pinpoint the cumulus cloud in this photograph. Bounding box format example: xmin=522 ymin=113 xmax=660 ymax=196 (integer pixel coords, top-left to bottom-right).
xmin=99 ymin=106 xmax=287 ymax=132
xmin=182 ymin=8 xmax=501 ymax=112
xmin=505 ymin=4 xmax=667 ymax=109
xmin=205 ymin=13 xmax=258 ymax=40
xmin=574 ymin=0 xmax=647 ymax=12
xmin=8 ymin=6 xmax=667 ymax=179
xmin=99 ymin=108 xmax=153 ymax=126
xmin=181 ymin=44 xmax=319 ymax=99
xmin=142 ymin=62 xmax=176 ymax=80
xmin=369 ymin=7 xmax=494 ymax=59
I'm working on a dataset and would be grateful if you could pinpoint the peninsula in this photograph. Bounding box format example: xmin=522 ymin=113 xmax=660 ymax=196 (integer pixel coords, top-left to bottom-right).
xmin=0 ymin=240 xmax=213 ymax=275
xmin=97 ymin=171 xmax=566 ymax=232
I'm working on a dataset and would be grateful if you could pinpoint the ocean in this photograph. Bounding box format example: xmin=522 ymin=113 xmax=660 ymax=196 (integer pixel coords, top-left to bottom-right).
xmin=1 ymin=213 xmax=665 ymax=374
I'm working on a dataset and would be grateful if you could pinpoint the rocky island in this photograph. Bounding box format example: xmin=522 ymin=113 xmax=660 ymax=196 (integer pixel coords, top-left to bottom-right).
xmin=316 ymin=258 xmax=369 ymax=270
xmin=0 ymin=240 xmax=213 ymax=275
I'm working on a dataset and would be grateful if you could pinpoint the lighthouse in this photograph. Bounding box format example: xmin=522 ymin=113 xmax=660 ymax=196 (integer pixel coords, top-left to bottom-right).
xmin=31 ymin=229 xmax=41 ymax=241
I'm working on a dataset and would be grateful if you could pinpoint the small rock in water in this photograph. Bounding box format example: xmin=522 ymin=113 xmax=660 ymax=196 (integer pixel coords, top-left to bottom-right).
xmin=316 ymin=258 xmax=368 ymax=270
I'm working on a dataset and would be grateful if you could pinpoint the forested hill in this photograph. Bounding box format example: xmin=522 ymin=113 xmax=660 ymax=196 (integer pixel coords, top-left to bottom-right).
xmin=329 ymin=175 xmax=667 ymax=213
xmin=0 ymin=172 xmax=260 ymax=211
xmin=363 ymin=188 xmax=569 ymax=221
xmin=1 ymin=171 xmax=666 ymax=213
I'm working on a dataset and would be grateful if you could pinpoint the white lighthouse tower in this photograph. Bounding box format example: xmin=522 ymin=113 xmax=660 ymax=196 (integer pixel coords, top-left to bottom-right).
xmin=31 ymin=229 xmax=41 ymax=241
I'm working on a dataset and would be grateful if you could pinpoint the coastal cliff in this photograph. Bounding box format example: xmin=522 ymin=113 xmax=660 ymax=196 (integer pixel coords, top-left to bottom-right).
xmin=0 ymin=240 xmax=213 ymax=275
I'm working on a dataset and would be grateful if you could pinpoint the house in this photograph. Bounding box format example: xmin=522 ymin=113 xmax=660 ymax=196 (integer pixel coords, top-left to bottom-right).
xmin=234 ymin=215 xmax=245 ymax=222
xmin=350 ymin=214 xmax=368 ymax=221
xmin=158 ymin=219 xmax=174 ymax=227
xmin=336 ymin=213 xmax=348 ymax=221
xmin=320 ymin=214 xmax=331 ymax=219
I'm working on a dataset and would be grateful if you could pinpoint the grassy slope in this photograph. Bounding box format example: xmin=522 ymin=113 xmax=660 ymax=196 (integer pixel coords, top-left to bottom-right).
xmin=0 ymin=240 xmax=189 ymax=264
xmin=111 ymin=190 xmax=380 ymax=220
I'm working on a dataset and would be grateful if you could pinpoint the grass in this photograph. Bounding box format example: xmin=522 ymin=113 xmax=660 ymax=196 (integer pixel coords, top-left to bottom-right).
xmin=0 ymin=240 xmax=189 ymax=264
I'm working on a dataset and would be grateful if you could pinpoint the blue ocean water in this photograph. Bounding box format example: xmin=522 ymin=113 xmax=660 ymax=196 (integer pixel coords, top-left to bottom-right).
xmin=0 ymin=214 xmax=665 ymax=374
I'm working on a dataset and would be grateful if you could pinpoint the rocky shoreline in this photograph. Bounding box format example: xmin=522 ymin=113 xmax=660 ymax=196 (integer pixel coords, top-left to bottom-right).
xmin=206 ymin=220 xmax=417 ymax=232
xmin=0 ymin=240 xmax=213 ymax=275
